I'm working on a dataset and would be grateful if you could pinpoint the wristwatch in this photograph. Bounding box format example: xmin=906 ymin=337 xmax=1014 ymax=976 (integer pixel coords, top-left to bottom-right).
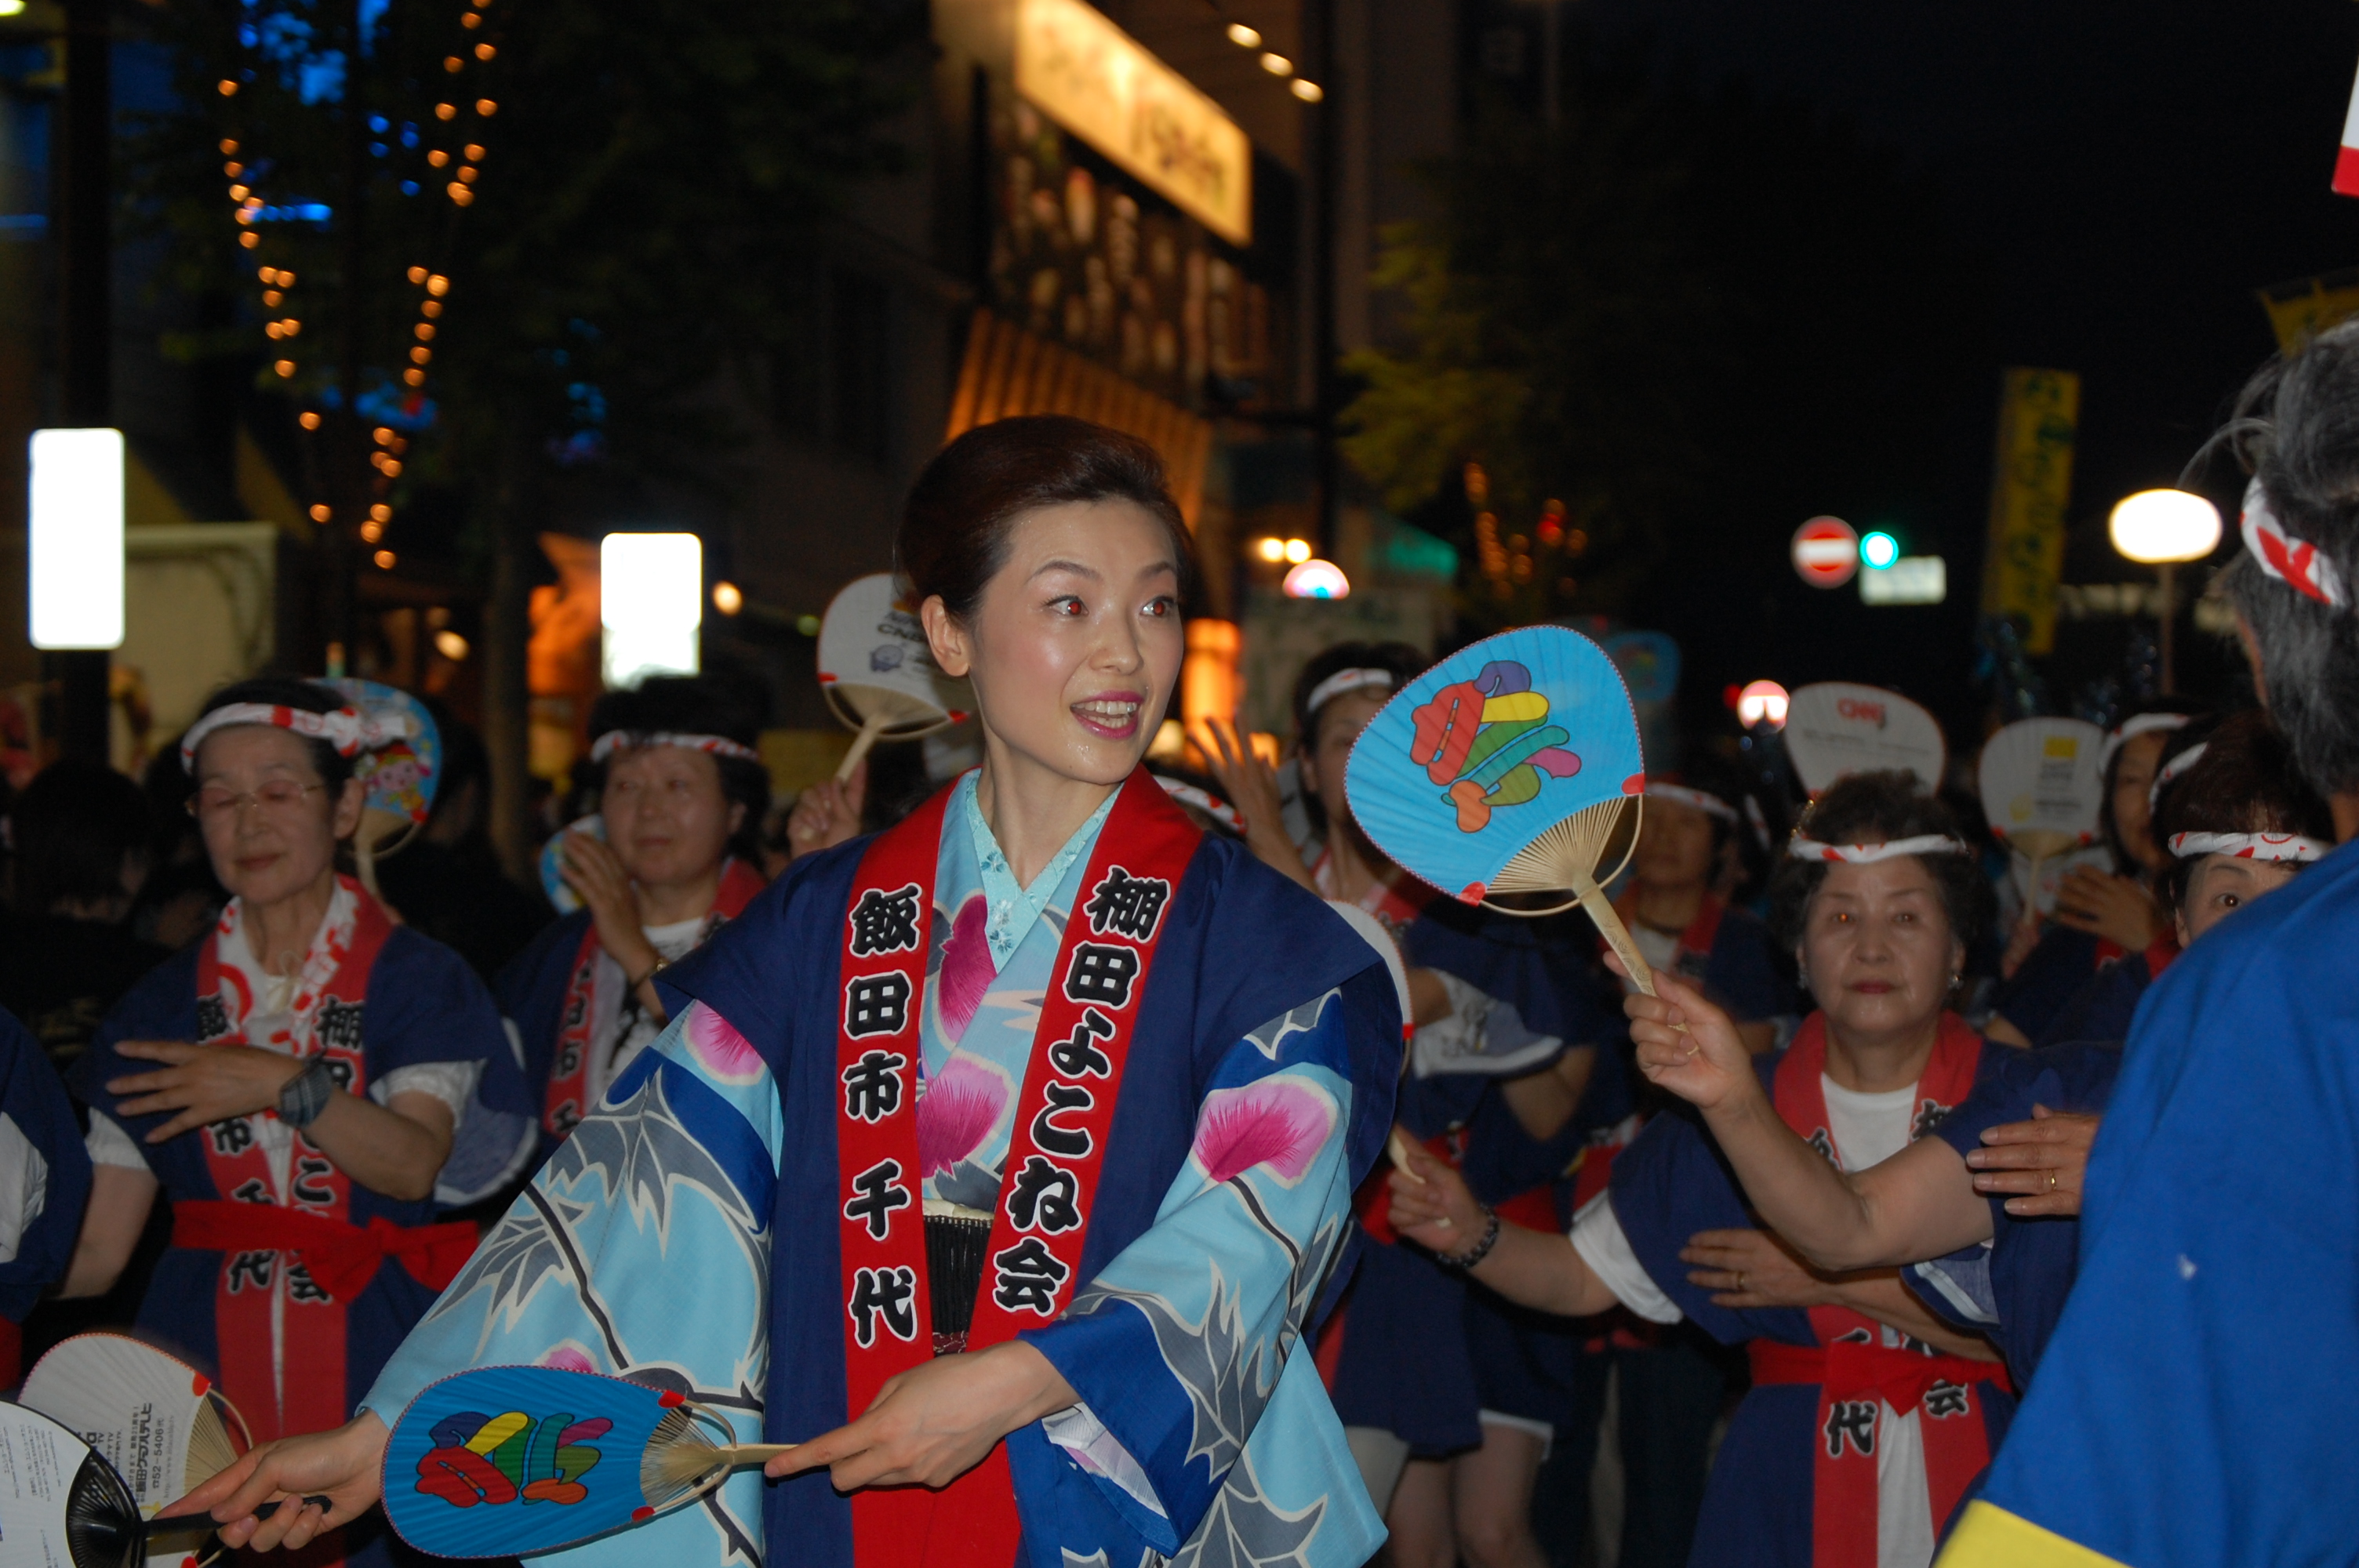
xmin=278 ymin=1056 xmax=340 ymax=1129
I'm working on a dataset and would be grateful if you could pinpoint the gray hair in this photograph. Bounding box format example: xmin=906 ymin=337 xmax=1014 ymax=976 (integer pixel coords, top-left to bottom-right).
xmin=2206 ymin=319 xmax=2359 ymax=797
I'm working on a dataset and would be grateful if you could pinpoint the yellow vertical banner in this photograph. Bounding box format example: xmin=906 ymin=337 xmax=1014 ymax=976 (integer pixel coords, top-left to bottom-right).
xmin=1982 ymin=368 xmax=2081 ymax=655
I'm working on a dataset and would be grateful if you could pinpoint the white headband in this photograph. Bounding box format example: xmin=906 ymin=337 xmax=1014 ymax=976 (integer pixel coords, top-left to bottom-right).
xmin=589 ymin=730 xmax=760 ymax=764
xmin=1789 ymin=834 xmax=1969 ymax=864
xmin=2102 ymin=710 xmax=2191 ymax=769
xmin=1155 ymin=775 xmax=1242 ymax=833
xmin=2168 ymin=830 xmax=2330 ymax=863
xmin=2241 ymin=477 xmax=2348 ymax=611
xmin=2148 ymin=742 xmax=2208 ymax=808
xmin=181 ymin=702 xmax=406 ymax=771
xmin=1645 ymin=782 xmax=1738 ymax=822
xmin=1305 ymin=667 xmax=1395 ymax=717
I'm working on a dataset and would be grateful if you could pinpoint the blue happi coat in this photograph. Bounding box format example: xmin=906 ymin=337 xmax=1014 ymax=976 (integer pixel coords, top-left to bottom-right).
xmin=366 ymin=779 xmax=1402 ymax=1568
xmin=1943 ymin=840 xmax=2359 ymax=1566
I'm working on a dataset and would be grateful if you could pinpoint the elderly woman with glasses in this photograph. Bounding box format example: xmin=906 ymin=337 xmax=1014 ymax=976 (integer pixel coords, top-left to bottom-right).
xmin=61 ymin=677 xmax=533 ymax=1568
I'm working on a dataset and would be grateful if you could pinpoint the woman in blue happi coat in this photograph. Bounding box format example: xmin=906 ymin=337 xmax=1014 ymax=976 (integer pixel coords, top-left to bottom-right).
xmin=1614 ymin=710 xmax=2335 ymax=1396
xmin=182 ymin=416 xmax=1404 ymax=1568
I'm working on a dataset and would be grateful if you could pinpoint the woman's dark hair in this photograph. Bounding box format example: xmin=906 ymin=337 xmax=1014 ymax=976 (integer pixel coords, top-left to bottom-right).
xmin=2097 ymin=696 xmax=2212 ymax=869
xmin=1292 ymin=641 xmax=1430 ymax=750
xmin=896 ymin=415 xmax=1201 ymax=621
xmin=585 ymin=674 xmax=769 ymax=863
xmin=2206 ymin=318 xmax=2359 ymax=797
xmin=9 ymin=758 xmax=151 ymax=913
xmin=2150 ymin=711 xmax=2334 ymax=913
xmin=188 ymin=677 xmax=359 ymax=791
xmin=1766 ymin=770 xmax=1992 ymax=960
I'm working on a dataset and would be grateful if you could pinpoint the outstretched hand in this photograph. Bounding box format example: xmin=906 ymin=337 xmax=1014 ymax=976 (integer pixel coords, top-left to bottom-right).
xmin=1385 ymin=1140 xmax=1482 ymax=1252
xmin=767 ymin=1341 xmax=1075 ymax=1491
xmin=167 ymin=1414 xmax=389 ymax=1553
xmin=1965 ymin=1103 xmax=2099 ymax=1217
xmin=1614 ymin=962 xmax=1759 ymax=1114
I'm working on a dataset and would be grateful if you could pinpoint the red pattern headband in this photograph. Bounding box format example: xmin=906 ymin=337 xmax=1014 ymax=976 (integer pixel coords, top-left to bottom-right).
xmin=2241 ymin=478 xmax=2347 ymax=611
xmin=2168 ymin=830 xmax=2329 ymax=863
xmin=1788 ymin=833 xmax=1968 ymax=864
xmin=181 ymin=703 xmax=405 ymax=771
xmin=588 ymin=730 xmax=760 ymax=764
xmin=1645 ymin=782 xmax=1738 ymax=822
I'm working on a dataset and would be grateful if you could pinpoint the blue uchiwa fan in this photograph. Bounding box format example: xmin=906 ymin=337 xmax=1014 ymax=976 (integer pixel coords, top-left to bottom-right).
xmin=380 ymin=1366 xmax=791 ymax=1557
xmin=1345 ymin=626 xmax=1661 ymax=993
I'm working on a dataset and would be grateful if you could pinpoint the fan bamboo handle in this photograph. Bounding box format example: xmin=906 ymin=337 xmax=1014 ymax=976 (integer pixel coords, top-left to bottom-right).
xmin=711 ymin=1443 xmax=798 ymax=1467
xmin=836 ymin=713 xmax=889 ymax=782
xmin=1572 ymin=876 xmax=1657 ymax=999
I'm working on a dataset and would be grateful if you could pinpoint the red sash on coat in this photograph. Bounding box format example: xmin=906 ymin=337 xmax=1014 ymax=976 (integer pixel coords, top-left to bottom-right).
xmin=1768 ymin=1011 xmax=2009 ymax=1568
xmin=188 ymin=880 xmax=389 ymax=1450
xmin=542 ymin=856 xmax=769 ymax=1137
xmin=832 ymin=770 xmax=1200 ymax=1568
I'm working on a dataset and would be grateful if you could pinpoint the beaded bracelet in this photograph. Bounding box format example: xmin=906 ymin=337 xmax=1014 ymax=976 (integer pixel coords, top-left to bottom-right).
xmin=1434 ymin=1206 xmax=1502 ymax=1271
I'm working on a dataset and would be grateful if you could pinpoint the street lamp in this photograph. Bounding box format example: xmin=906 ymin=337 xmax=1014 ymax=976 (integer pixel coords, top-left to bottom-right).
xmin=600 ymin=532 xmax=702 ymax=688
xmin=28 ymin=428 xmax=125 ymax=652
xmin=2108 ymin=488 xmax=2222 ymax=694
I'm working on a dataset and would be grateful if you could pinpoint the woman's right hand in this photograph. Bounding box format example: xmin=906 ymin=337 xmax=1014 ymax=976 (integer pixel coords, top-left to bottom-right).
xmin=169 ymin=1413 xmax=390 ymax=1552
xmin=787 ymin=760 xmax=868 ymax=860
xmin=1192 ymin=718 xmax=1316 ymax=892
xmin=556 ymin=830 xmax=657 ymax=981
xmin=1621 ymin=966 xmax=1761 ymax=1113
xmin=1385 ymin=1142 xmax=1484 ymax=1251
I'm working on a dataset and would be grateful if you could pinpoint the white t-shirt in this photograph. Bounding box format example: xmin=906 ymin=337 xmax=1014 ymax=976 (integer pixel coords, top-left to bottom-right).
xmin=1568 ymin=1073 xmax=1939 ymax=1568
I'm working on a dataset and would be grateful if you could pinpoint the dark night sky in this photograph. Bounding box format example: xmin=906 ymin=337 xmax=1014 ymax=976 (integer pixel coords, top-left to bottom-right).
xmin=1568 ymin=0 xmax=2359 ymax=731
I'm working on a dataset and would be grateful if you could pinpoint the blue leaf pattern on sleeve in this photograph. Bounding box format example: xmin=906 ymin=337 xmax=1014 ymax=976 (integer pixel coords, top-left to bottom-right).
xmin=365 ymin=1003 xmax=782 ymax=1568
xmin=1017 ymin=988 xmax=1385 ymax=1568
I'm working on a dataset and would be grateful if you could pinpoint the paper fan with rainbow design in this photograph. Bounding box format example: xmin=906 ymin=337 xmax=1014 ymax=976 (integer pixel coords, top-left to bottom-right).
xmin=1347 ymin=627 xmax=1662 ymax=990
xmin=381 ymin=1366 xmax=791 ymax=1559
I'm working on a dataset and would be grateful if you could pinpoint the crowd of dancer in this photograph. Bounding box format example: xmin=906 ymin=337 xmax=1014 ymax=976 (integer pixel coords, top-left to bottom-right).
xmin=0 ymin=321 xmax=2353 ymax=1568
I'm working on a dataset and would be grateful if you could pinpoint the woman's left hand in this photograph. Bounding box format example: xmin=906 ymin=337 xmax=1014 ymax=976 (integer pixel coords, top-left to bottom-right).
xmin=2048 ymin=868 xmax=2163 ymax=953
xmin=1965 ymin=1104 xmax=2099 ymax=1217
xmin=768 ymin=1341 xmax=1076 ymax=1490
xmin=107 ymin=1040 xmax=304 ymax=1143
xmin=1681 ymin=1226 xmax=1831 ymax=1310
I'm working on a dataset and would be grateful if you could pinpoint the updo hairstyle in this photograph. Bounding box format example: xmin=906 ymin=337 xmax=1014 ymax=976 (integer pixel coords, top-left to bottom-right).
xmin=896 ymin=415 xmax=1201 ymax=622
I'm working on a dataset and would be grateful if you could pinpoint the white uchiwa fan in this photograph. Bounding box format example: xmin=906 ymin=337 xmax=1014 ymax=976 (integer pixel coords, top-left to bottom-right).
xmin=1977 ymin=717 xmax=2108 ymax=916
xmin=814 ymin=574 xmax=973 ymax=781
xmin=1783 ymin=682 xmax=1946 ymax=797
xmin=20 ymin=1334 xmax=253 ymax=1568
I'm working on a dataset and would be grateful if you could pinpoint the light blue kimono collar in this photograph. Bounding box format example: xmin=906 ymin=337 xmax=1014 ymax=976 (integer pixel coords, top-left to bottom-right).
xmin=952 ymin=770 xmax=1120 ymax=970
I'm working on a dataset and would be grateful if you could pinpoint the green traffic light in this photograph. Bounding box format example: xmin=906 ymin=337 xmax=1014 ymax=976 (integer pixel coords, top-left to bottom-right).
xmin=1860 ymin=531 xmax=1899 ymax=569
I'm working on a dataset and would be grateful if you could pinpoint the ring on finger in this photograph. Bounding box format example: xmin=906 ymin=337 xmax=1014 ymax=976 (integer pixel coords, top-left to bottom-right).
xmin=1734 ymin=1271 xmax=1745 ymax=1291
xmin=2047 ymin=1170 xmax=2058 ymax=1192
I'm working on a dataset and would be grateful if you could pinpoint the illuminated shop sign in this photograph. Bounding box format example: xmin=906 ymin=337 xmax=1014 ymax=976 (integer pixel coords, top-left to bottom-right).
xmin=1015 ymin=0 xmax=1252 ymax=245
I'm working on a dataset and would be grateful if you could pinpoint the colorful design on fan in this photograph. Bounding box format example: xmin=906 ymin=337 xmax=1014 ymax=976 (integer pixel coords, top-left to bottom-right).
xmin=1406 ymin=659 xmax=1583 ymax=833
xmin=413 ymin=1408 xmax=611 ymax=1508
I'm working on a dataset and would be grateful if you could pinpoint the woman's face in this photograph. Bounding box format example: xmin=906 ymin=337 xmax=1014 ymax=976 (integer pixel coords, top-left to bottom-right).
xmin=925 ymin=499 xmax=1185 ymax=789
xmin=1633 ymin=798 xmax=1716 ymax=891
xmin=1797 ymin=855 xmax=1964 ymax=1043
xmin=602 ymin=746 xmax=742 ymax=890
xmin=193 ymin=724 xmax=364 ymax=907
xmin=2112 ymin=731 xmax=2170 ymax=873
xmin=1297 ymin=688 xmax=1390 ymax=828
xmin=2176 ymin=855 xmax=2298 ymax=946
